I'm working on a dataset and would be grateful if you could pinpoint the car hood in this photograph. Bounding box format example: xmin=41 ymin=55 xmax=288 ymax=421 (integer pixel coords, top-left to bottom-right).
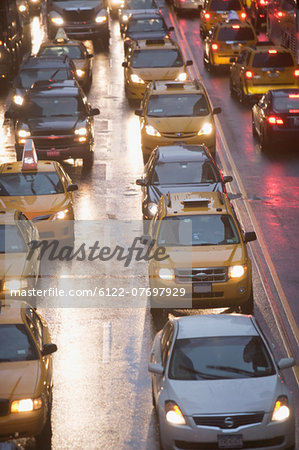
xmin=0 ymin=254 xmax=27 ymax=278
xmin=147 ymin=116 xmax=211 ymax=132
xmin=0 ymin=360 xmax=41 ymax=397
xmin=52 ymin=1 xmax=103 ymax=13
xmin=23 ymin=117 xmax=83 ymax=133
xmin=0 ymin=194 xmax=70 ymax=220
xmin=148 ymin=183 xmax=221 ymax=203
xmin=166 ymin=376 xmax=279 ymax=415
xmin=164 ymin=245 xmax=244 ymax=267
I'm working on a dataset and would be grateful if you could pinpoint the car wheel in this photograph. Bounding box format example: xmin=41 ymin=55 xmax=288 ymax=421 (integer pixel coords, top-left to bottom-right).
xmin=240 ymin=291 xmax=254 ymax=315
xmin=229 ymin=77 xmax=236 ymax=98
xmin=83 ymin=151 xmax=94 ymax=169
xmin=251 ymin=113 xmax=258 ymax=138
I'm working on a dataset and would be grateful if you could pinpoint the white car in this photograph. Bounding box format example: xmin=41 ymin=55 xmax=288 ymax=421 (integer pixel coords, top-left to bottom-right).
xmin=149 ymin=314 xmax=296 ymax=450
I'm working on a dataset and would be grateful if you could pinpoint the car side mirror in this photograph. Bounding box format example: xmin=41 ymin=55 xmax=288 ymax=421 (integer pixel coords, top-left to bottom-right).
xmin=168 ymin=26 xmax=174 ymax=32
xmin=67 ymin=183 xmax=78 ymax=192
xmin=148 ymin=362 xmax=164 ymax=375
xmin=223 ymin=175 xmax=233 ymax=183
xmin=122 ymin=61 xmax=128 ymax=67
xmin=90 ymin=107 xmax=100 ymax=116
xmin=277 ymin=357 xmax=295 ymax=370
xmin=186 ymin=59 xmax=193 ymax=66
xmin=41 ymin=343 xmax=57 ymax=356
xmin=244 ymin=231 xmax=257 ymax=243
xmin=136 ymin=178 xmax=146 ymax=186
xmin=212 ymin=107 xmax=222 ymax=115
xmin=88 ymin=53 xmax=94 ymax=59
xmin=135 ymin=109 xmax=143 ymax=117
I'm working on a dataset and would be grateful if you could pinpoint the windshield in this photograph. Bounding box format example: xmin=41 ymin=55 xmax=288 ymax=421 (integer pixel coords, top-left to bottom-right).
xmin=15 ymin=68 xmax=70 ymax=89
xmin=128 ymin=18 xmax=166 ymax=33
xmin=132 ymin=49 xmax=183 ymax=68
xmin=152 ymin=162 xmax=218 ymax=185
xmin=0 ymin=172 xmax=64 ymax=196
xmin=147 ymin=94 xmax=209 ymax=117
xmin=0 ymin=225 xmax=26 ymax=253
xmin=39 ymin=45 xmax=84 ymax=59
xmin=252 ymin=52 xmax=294 ymax=68
xmin=273 ymin=94 xmax=299 ymax=113
xmin=209 ymin=0 xmax=242 ymax=10
xmin=169 ymin=336 xmax=275 ymax=380
xmin=23 ymin=95 xmax=85 ymax=117
xmin=125 ymin=0 xmax=156 ymax=8
xmin=218 ymin=27 xmax=255 ymax=41
xmin=0 ymin=324 xmax=38 ymax=362
xmin=157 ymin=214 xmax=240 ymax=246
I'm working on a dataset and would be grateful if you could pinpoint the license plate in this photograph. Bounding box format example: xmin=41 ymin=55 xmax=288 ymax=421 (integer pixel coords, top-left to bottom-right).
xmin=218 ymin=434 xmax=243 ymax=448
xmin=193 ymin=283 xmax=211 ymax=293
xmin=268 ymin=72 xmax=279 ymax=78
xmin=47 ymin=150 xmax=60 ymax=157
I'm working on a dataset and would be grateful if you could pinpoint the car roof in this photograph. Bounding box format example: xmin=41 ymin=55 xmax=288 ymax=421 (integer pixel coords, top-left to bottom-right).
xmin=0 ymin=300 xmax=27 ymax=324
xmin=156 ymin=145 xmax=211 ymax=162
xmin=0 ymin=161 xmax=58 ymax=174
xmin=165 ymin=191 xmax=229 ymax=216
xmin=174 ymin=314 xmax=258 ymax=339
xmin=20 ymin=56 xmax=71 ymax=69
xmin=150 ymin=80 xmax=204 ymax=93
xmin=133 ymin=38 xmax=178 ymax=50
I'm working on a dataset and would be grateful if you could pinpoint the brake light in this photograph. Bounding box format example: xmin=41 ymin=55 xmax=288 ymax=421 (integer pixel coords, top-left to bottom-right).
xmin=277 ymin=11 xmax=284 ymax=17
xmin=289 ymin=94 xmax=299 ymax=98
xmin=204 ymin=12 xmax=211 ymax=19
xmin=268 ymin=49 xmax=277 ymax=54
xmin=211 ymin=43 xmax=219 ymax=51
xmin=289 ymin=109 xmax=299 ymax=113
xmin=245 ymin=70 xmax=253 ymax=79
xmin=259 ymin=0 xmax=268 ymax=5
xmin=232 ymin=25 xmax=240 ymax=29
xmin=268 ymin=116 xmax=284 ymax=125
xmin=240 ymin=12 xmax=246 ymax=19
xmin=294 ymin=70 xmax=299 ymax=77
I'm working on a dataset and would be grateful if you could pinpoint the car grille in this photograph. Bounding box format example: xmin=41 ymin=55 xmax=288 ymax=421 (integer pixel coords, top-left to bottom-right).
xmin=33 ymin=136 xmax=75 ymax=149
xmin=175 ymin=267 xmax=228 ymax=283
xmin=193 ymin=412 xmax=264 ymax=429
xmin=160 ymin=131 xmax=198 ymax=139
xmin=63 ymin=9 xmax=95 ymax=23
xmin=0 ymin=399 xmax=9 ymax=417
xmin=174 ymin=436 xmax=284 ymax=449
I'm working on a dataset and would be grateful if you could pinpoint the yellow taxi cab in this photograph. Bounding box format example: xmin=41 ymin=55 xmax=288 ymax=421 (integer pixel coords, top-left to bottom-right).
xmin=146 ymin=191 xmax=257 ymax=314
xmin=37 ymin=29 xmax=93 ymax=91
xmin=0 ymin=210 xmax=40 ymax=296
xmin=229 ymin=43 xmax=299 ymax=103
xmin=0 ymin=300 xmax=57 ymax=443
xmin=0 ymin=140 xmax=78 ymax=243
xmin=200 ymin=0 xmax=247 ymax=38
xmin=122 ymin=38 xmax=193 ymax=101
xmin=135 ymin=80 xmax=221 ymax=161
xmin=203 ymin=21 xmax=257 ymax=72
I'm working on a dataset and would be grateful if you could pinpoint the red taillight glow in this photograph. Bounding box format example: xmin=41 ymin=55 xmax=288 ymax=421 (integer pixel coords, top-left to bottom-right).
xmin=232 ymin=24 xmax=240 ymax=29
xmin=211 ymin=43 xmax=219 ymax=51
xmin=259 ymin=0 xmax=268 ymax=5
xmin=268 ymin=49 xmax=277 ymax=54
xmin=277 ymin=11 xmax=284 ymax=17
xmin=240 ymin=12 xmax=246 ymax=19
xmin=289 ymin=109 xmax=299 ymax=113
xmin=204 ymin=12 xmax=211 ymax=19
xmin=245 ymin=70 xmax=253 ymax=79
xmin=294 ymin=70 xmax=299 ymax=77
xmin=268 ymin=116 xmax=284 ymax=125
xmin=289 ymin=94 xmax=299 ymax=98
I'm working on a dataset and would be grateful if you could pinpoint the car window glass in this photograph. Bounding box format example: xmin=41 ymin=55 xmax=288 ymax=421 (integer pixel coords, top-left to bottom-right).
xmin=147 ymin=94 xmax=209 ymax=117
xmin=26 ymin=315 xmax=42 ymax=350
xmin=16 ymin=68 xmax=70 ymax=89
xmin=252 ymin=52 xmax=294 ymax=68
xmin=161 ymin=322 xmax=173 ymax=366
xmin=218 ymin=27 xmax=255 ymax=41
xmin=127 ymin=18 xmax=166 ymax=33
xmin=273 ymin=94 xmax=299 ymax=112
xmin=23 ymin=95 xmax=85 ymax=117
xmin=152 ymin=161 xmax=218 ymax=185
xmin=39 ymin=45 xmax=84 ymax=59
xmin=132 ymin=49 xmax=183 ymax=68
xmin=0 ymin=172 xmax=64 ymax=196
xmin=0 ymin=324 xmax=39 ymax=362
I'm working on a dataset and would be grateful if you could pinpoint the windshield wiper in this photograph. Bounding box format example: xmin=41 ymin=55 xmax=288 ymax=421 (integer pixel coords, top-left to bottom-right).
xmin=206 ymin=365 xmax=257 ymax=377
xmin=178 ymin=364 xmax=229 ymax=379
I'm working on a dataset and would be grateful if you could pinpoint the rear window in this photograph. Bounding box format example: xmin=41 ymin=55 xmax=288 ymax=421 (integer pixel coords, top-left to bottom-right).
xmin=209 ymin=0 xmax=242 ymax=11
xmin=218 ymin=27 xmax=255 ymax=41
xmin=252 ymin=52 xmax=294 ymax=68
xmin=273 ymin=94 xmax=299 ymax=113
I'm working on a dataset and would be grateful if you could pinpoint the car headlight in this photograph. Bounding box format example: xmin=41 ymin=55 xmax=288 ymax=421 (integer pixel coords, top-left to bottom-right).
xmin=272 ymin=396 xmax=290 ymax=422
xmin=158 ymin=268 xmax=174 ymax=281
xmin=13 ymin=95 xmax=24 ymax=106
xmin=76 ymin=69 xmax=85 ymax=78
xmin=122 ymin=14 xmax=129 ymax=22
xmin=95 ymin=15 xmax=107 ymax=23
xmin=3 ymin=279 xmax=28 ymax=291
xmin=52 ymin=208 xmax=71 ymax=220
xmin=18 ymin=129 xmax=31 ymax=138
xmin=18 ymin=4 xmax=27 ymax=13
xmin=228 ymin=265 xmax=246 ymax=279
xmin=75 ymin=127 xmax=88 ymax=136
xmin=51 ymin=16 xmax=64 ymax=26
xmin=11 ymin=397 xmax=42 ymax=413
xmin=148 ymin=202 xmax=158 ymax=217
xmin=145 ymin=125 xmax=161 ymax=137
xmin=130 ymin=74 xmax=145 ymax=84
xmin=176 ymin=72 xmax=187 ymax=81
xmin=165 ymin=401 xmax=186 ymax=425
xmin=198 ymin=122 xmax=213 ymax=135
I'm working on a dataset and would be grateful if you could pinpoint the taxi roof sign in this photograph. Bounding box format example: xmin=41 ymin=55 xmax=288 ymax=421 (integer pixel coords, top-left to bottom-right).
xmin=54 ymin=28 xmax=69 ymax=43
xmin=21 ymin=139 xmax=38 ymax=171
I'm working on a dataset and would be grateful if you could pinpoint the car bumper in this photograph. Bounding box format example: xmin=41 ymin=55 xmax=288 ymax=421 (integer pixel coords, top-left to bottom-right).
xmin=159 ymin=411 xmax=295 ymax=450
xmin=0 ymin=409 xmax=46 ymax=441
xmin=246 ymin=83 xmax=299 ymax=97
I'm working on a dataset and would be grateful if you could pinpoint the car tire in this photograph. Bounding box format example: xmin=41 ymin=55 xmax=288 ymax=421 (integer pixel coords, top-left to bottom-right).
xmin=83 ymin=151 xmax=94 ymax=169
xmin=251 ymin=113 xmax=257 ymax=138
xmin=240 ymin=291 xmax=254 ymax=315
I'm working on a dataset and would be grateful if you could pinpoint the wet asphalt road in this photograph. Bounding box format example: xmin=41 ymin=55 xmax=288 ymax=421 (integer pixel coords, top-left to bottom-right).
xmin=0 ymin=5 xmax=298 ymax=449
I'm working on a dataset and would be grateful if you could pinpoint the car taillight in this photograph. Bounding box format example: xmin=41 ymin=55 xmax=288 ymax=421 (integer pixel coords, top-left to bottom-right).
xmin=245 ymin=70 xmax=253 ymax=79
xmin=267 ymin=116 xmax=284 ymax=125
xmin=240 ymin=12 xmax=246 ymax=19
xmin=268 ymin=49 xmax=277 ymax=54
xmin=294 ymin=69 xmax=299 ymax=77
xmin=211 ymin=43 xmax=219 ymax=51
xmin=259 ymin=0 xmax=268 ymax=5
xmin=232 ymin=24 xmax=240 ymax=29
xmin=204 ymin=12 xmax=211 ymax=19
xmin=289 ymin=109 xmax=299 ymax=113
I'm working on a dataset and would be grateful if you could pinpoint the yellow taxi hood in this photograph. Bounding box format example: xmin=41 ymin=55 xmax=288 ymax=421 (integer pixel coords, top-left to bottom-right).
xmin=134 ymin=67 xmax=183 ymax=81
xmin=0 ymin=360 xmax=41 ymax=397
xmin=164 ymin=244 xmax=245 ymax=267
xmin=0 ymin=194 xmax=70 ymax=220
xmin=148 ymin=116 xmax=211 ymax=132
xmin=0 ymin=254 xmax=27 ymax=277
